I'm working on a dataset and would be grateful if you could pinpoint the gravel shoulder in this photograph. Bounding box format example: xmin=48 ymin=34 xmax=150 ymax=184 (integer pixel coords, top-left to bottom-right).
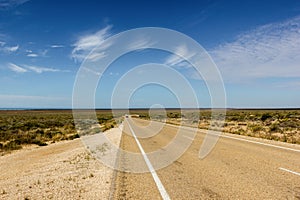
xmin=0 ymin=127 xmax=122 ymax=200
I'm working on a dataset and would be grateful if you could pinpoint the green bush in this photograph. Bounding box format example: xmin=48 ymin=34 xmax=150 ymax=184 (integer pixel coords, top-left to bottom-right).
xmin=269 ymin=123 xmax=281 ymax=132
xmin=167 ymin=112 xmax=181 ymax=118
xmin=67 ymin=133 xmax=80 ymax=140
xmin=248 ymin=124 xmax=263 ymax=132
xmin=32 ymin=139 xmax=47 ymax=146
xmin=261 ymin=113 xmax=272 ymax=121
xmin=4 ymin=140 xmax=22 ymax=151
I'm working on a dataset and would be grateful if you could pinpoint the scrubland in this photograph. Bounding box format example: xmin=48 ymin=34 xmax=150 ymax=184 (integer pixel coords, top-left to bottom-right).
xmin=0 ymin=110 xmax=119 ymax=154
xmin=1 ymin=109 xmax=299 ymax=155
xmin=133 ymin=109 xmax=300 ymax=144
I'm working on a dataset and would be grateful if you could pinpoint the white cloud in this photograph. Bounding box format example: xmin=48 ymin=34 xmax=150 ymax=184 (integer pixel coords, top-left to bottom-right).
xmin=7 ymin=63 xmax=69 ymax=74
xmin=0 ymin=0 xmax=29 ymax=10
xmin=26 ymin=49 xmax=48 ymax=57
xmin=164 ymin=44 xmax=195 ymax=68
xmin=3 ymin=45 xmax=19 ymax=53
xmin=85 ymin=51 xmax=106 ymax=62
xmin=50 ymin=44 xmax=64 ymax=48
xmin=210 ymin=15 xmax=300 ymax=81
xmin=127 ymin=37 xmax=155 ymax=51
xmin=27 ymin=53 xmax=38 ymax=57
xmin=71 ymin=25 xmax=112 ymax=62
xmin=82 ymin=67 xmax=102 ymax=76
xmin=0 ymin=37 xmax=19 ymax=53
xmin=163 ymin=44 xmax=201 ymax=81
xmin=8 ymin=63 xmax=27 ymax=73
xmin=26 ymin=65 xmax=67 ymax=74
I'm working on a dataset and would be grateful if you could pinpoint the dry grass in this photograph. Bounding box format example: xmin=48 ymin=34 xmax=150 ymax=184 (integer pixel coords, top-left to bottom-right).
xmin=138 ymin=109 xmax=300 ymax=144
xmin=0 ymin=110 xmax=123 ymax=154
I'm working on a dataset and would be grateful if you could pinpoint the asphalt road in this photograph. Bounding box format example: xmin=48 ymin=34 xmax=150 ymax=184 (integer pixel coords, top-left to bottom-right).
xmin=112 ymin=117 xmax=300 ymax=199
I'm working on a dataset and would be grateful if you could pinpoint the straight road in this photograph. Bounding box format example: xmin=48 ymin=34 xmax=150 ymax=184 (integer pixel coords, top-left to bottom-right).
xmin=112 ymin=117 xmax=300 ymax=199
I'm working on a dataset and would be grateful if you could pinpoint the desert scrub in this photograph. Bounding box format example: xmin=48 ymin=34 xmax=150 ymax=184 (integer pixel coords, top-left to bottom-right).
xmin=248 ymin=124 xmax=264 ymax=133
xmin=0 ymin=110 xmax=122 ymax=154
xmin=269 ymin=123 xmax=281 ymax=133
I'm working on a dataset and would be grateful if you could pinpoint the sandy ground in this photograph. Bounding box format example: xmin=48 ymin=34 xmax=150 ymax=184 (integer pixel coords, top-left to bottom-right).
xmin=0 ymin=127 xmax=122 ymax=200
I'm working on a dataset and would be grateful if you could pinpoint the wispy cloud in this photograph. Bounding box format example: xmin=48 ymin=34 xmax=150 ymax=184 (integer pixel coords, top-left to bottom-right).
xmin=26 ymin=53 xmax=38 ymax=57
xmin=26 ymin=65 xmax=68 ymax=74
xmin=3 ymin=45 xmax=19 ymax=53
xmin=8 ymin=63 xmax=27 ymax=73
xmin=164 ymin=44 xmax=195 ymax=68
xmin=127 ymin=37 xmax=155 ymax=51
xmin=0 ymin=0 xmax=29 ymax=10
xmin=210 ymin=15 xmax=300 ymax=82
xmin=71 ymin=25 xmax=112 ymax=62
xmin=50 ymin=44 xmax=64 ymax=48
xmin=0 ymin=35 xmax=19 ymax=54
xmin=85 ymin=51 xmax=107 ymax=62
xmin=82 ymin=67 xmax=102 ymax=76
xmin=7 ymin=63 xmax=68 ymax=74
xmin=25 ymin=49 xmax=48 ymax=57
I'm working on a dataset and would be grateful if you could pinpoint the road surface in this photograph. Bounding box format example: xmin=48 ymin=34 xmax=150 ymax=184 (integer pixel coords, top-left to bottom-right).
xmin=112 ymin=117 xmax=300 ymax=199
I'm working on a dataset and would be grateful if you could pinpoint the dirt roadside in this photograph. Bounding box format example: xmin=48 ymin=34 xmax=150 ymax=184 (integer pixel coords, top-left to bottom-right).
xmin=0 ymin=127 xmax=122 ymax=200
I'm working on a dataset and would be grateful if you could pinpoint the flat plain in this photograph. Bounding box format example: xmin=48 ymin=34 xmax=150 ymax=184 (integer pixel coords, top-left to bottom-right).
xmin=0 ymin=109 xmax=299 ymax=199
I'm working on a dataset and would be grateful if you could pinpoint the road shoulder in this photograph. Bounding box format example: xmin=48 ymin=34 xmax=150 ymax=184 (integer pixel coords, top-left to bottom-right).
xmin=0 ymin=127 xmax=122 ymax=199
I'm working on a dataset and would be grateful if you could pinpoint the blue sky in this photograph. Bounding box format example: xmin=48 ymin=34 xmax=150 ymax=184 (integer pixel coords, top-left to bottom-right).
xmin=0 ymin=0 xmax=300 ymax=108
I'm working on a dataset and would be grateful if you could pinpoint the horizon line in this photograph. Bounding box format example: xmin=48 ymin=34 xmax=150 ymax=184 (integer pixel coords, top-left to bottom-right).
xmin=1 ymin=107 xmax=300 ymax=111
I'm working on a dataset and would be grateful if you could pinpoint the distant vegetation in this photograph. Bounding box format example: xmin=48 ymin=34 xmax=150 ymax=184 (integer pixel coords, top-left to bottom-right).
xmin=1 ymin=109 xmax=299 ymax=155
xmin=222 ymin=109 xmax=300 ymax=144
xmin=0 ymin=110 xmax=119 ymax=154
xmin=134 ymin=109 xmax=300 ymax=144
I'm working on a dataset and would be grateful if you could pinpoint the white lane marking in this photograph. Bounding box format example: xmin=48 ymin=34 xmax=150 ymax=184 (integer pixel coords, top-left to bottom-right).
xmin=126 ymin=119 xmax=171 ymax=200
xmin=163 ymin=122 xmax=300 ymax=153
xmin=183 ymin=135 xmax=194 ymax=140
xmin=279 ymin=167 xmax=300 ymax=176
